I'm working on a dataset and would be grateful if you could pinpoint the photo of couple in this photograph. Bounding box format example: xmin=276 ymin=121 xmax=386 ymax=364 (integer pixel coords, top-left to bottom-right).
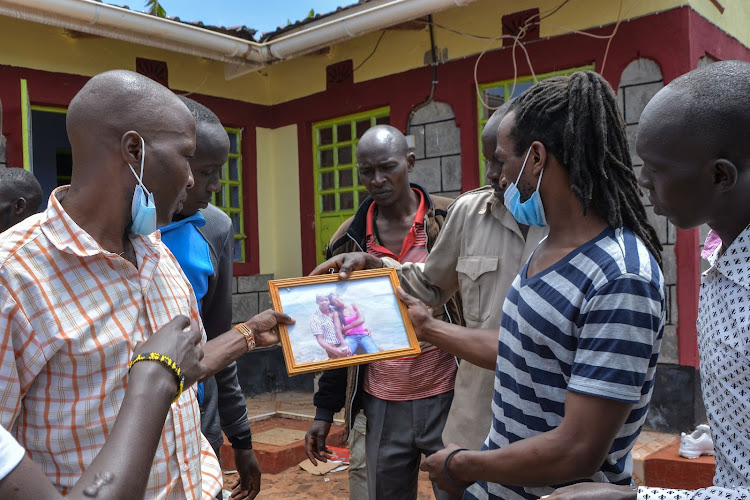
xmin=271 ymin=271 xmax=418 ymax=371
xmin=310 ymin=293 xmax=381 ymax=359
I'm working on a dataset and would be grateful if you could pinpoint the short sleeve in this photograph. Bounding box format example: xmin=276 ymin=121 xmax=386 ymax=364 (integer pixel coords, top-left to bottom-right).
xmin=568 ymin=274 xmax=664 ymax=403
xmin=0 ymin=424 xmax=25 ymax=481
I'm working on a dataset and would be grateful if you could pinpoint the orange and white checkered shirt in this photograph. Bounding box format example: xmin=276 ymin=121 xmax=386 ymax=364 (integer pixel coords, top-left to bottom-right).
xmin=0 ymin=186 xmax=222 ymax=499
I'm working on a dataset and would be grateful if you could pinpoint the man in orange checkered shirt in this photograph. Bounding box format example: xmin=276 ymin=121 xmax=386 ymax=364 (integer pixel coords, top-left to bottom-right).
xmin=0 ymin=70 xmax=292 ymax=499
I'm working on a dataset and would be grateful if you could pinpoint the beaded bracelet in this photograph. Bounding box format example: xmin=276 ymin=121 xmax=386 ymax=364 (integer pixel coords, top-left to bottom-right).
xmin=444 ymin=447 xmax=470 ymax=489
xmin=234 ymin=322 xmax=256 ymax=352
xmin=129 ymin=352 xmax=185 ymax=403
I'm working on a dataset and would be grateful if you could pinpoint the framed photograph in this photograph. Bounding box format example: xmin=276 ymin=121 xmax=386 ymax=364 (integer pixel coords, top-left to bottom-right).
xmin=267 ymin=268 xmax=421 ymax=376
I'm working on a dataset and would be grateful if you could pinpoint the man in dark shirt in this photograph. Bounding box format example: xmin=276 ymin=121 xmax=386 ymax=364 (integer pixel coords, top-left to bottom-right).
xmin=160 ymin=96 xmax=259 ymax=499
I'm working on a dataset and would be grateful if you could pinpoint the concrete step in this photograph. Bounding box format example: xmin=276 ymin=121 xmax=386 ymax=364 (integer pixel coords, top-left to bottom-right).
xmin=633 ymin=431 xmax=715 ymax=489
xmin=220 ymin=413 xmax=346 ymax=474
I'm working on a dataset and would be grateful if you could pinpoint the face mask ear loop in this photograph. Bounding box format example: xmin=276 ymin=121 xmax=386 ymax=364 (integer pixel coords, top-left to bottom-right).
xmin=128 ymin=136 xmax=152 ymax=198
xmin=535 ymin=167 xmax=545 ymax=191
xmin=516 ymin=146 xmax=533 ymax=184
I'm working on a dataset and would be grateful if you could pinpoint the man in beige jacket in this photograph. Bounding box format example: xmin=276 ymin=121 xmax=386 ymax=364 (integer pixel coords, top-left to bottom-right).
xmin=313 ymin=102 xmax=547 ymax=450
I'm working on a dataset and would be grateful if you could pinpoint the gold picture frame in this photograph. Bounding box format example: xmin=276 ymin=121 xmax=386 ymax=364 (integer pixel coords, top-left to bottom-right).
xmin=268 ymin=268 xmax=421 ymax=376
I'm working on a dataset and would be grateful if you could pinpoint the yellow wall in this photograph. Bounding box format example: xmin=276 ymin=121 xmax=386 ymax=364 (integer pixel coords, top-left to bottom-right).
xmin=689 ymin=0 xmax=750 ymax=48
xmin=259 ymin=0 xmax=690 ymax=104
xmin=2 ymin=0 xmax=747 ymax=107
xmin=256 ymin=125 xmax=302 ymax=279
xmin=0 ymin=1 xmax=690 ymax=107
xmin=0 ymin=15 xmax=273 ymax=103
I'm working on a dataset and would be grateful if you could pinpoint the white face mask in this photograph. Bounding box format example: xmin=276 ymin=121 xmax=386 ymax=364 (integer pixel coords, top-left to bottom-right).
xmin=128 ymin=136 xmax=157 ymax=235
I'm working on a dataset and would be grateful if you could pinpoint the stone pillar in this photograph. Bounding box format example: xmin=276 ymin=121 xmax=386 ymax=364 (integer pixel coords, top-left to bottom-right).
xmin=618 ymin=57 xmax=706 ymax=432
xmin=407 ymin=101 xmax=462 ymax=198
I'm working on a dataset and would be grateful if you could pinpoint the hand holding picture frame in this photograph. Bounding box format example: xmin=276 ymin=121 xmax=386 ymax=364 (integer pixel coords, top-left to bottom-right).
xmin=268 ymin=268 xmax=421 ymax=376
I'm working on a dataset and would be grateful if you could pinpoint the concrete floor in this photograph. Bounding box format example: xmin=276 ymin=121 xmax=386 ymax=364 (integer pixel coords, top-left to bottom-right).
xmin=224 ymin=391 xmax=684 ymax=498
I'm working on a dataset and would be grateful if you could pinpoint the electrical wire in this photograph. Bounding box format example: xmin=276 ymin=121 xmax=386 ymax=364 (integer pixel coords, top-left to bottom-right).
xmin=600 ymin=0 xmax=625 ymax=75
xmin=441 ymin=0 xmax=628 ymax=113
xmin=409 ymin=14 xmax=440 ymax=124
xmin=353 ymin=31 xmax=386 ymax=73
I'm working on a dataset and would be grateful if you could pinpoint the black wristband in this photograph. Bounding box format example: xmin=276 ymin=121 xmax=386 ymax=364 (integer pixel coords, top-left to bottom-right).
xmin=444 ymin=447 xmax=470 ymax=489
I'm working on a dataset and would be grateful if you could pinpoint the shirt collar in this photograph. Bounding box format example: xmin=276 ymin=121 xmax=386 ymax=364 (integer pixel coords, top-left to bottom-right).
xmin=365 ymin=187 xmax=427 ymax=238
xmin=41 ymin=185 xmax=161 ymax=260
xmin=488 ymin=192 xmax=528 ymax=240
xmin=159 ymin=211 xmax=206 ymax=234
xmin=707 ymin=223 xmax=750 ymax=288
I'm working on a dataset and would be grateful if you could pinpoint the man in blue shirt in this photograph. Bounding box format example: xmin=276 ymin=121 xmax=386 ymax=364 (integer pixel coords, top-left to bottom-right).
xmin=160 ymin=96 xmax=260 ymax=499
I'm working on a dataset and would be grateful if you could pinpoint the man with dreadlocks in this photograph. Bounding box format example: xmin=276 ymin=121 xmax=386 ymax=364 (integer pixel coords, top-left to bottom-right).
xmin=543 ymin=59 xmax=750 ymax=500
xmin=400 ymin=70 xmax=665 ymax=500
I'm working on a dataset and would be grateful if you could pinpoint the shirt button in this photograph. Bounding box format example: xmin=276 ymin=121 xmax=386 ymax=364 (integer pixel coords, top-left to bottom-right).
xmin=181 ymin=464 xmax=189 ymax=472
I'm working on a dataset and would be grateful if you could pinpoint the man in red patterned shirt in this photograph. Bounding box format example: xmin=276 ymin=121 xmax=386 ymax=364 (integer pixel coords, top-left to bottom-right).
xmin=304 ymin=125 xmax=460 ymax=500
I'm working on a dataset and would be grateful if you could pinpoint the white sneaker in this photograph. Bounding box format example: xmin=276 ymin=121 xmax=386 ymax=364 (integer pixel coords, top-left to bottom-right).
xmin=679 ymin=424 xmax=714 ymax=459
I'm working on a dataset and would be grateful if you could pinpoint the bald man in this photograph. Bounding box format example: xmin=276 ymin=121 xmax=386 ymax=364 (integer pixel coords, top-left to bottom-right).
xmin=0 ymin=167 xmax=42 ymax=232
xmin=305 ymin=125 xmax=461 ymax=500
xmin=0 ymin=70 xmax=292 ymax=499
xmin=544 ymin=60 xmax=750 ymax=500
xmin=311 ymin=103 xmax=548 ymax=456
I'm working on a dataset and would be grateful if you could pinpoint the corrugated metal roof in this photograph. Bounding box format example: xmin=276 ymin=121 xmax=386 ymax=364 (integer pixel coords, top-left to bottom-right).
xmin=259 ymin=1 xmax=370 ymax=42
xmin=104 ymin=1 xmax=365 ymax=42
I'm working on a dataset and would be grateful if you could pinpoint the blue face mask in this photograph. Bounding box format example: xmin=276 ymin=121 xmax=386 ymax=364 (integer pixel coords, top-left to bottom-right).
xmin=128 ymin=137 xmax=157 ymax=235
xmin=503 ymin=146 xmax=547 ymax=227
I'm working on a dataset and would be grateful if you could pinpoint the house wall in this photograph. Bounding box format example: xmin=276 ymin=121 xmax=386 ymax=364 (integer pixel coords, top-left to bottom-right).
xmin=0 ymin=15 xmax=270 ymax=104
xmin=408 ymin=101 xmax=462 ymax=198
xmin=256 ymin=125 xmax=303 ymax=279
xmin=1 ymin=3 xmax=750 ymax=402
xmin=689 ymin=0 xmax=750 ymax=48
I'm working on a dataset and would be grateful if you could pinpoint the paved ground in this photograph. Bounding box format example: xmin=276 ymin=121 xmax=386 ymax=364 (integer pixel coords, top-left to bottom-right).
xmin=224 ymin=466 xmax=436 ymax=499
xmin=220 ymin=391 xmax=682 ymax=498
xmin=224 ymin=391 xmax=436 ymax=498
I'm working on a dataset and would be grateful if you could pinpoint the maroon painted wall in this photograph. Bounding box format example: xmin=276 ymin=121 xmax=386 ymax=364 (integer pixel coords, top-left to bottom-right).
xmin=2 ymin=7 xmax=749 ymax=366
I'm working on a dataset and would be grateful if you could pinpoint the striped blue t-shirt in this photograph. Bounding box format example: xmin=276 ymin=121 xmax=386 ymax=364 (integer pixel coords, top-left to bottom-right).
xmin=465 ymin=226 xmax=665 ymax=500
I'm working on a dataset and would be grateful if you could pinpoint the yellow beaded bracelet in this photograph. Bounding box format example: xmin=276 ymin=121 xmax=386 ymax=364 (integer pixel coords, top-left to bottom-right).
xmin=129 ymin=352 xmax=185 ymax=403
xmin=233 ymin=322 xmax=256 ymax=352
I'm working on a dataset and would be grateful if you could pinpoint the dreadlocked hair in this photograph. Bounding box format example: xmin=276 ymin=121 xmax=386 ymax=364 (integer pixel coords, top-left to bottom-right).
xmin=507 ymin=70 xmax=662 ymax=267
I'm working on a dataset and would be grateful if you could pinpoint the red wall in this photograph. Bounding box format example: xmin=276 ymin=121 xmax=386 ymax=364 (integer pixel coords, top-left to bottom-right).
xmin=274 ymin=7 xmax=705 ymax=275
xmin=2 ymin=7 xmax=750 ymax=366
xmin=265 ymin=6 xmax=750 ymax=369
xmin=0 ymin=67 xmax=265 ymax=275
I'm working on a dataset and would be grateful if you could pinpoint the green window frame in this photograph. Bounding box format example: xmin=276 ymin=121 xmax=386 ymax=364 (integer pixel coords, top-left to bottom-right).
xmin=313 ymin=107 xmax=390 ymax=263
xmin=212 ymin=127 xmax=246 ymax=262
xmin=477 ymin=65 xmax=594 ymax=182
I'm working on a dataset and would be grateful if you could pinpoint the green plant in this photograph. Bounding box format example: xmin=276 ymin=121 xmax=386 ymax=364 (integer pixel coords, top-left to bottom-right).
xmin=145 ymin=0 xmax=166 ymax=18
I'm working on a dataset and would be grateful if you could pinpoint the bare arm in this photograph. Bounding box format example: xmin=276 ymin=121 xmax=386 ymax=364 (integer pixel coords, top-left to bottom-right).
xmin=331 ymin=314 xmax=348 ymax=348
xmin=423 ymin=391 xmax=632 ymax=493
xmin=0 ymin=316 xmax=204 ymax=500
xmin=341 ymin=304 xmax=366 ymax=332
xmin=202 ymin=310 xmax=295 ymax=378
xmin=397 ymin=287 xmax=497 ymax=370
xmin=314 ymin=335 xmax=346 ymax=357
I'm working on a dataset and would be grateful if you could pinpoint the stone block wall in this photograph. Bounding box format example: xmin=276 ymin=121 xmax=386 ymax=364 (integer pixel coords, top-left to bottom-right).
xmin=618 ymin=58 xmax=707 ymax=432
xmin=617 ymin=58 xmax=678 ymax=365
xmin=231 ymin=273 xmax=274 ymax=325
xmin=231 ymin=273 xmax=315 ymax=396
xmin=408 ymin=101 xmax=462 ymax=198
